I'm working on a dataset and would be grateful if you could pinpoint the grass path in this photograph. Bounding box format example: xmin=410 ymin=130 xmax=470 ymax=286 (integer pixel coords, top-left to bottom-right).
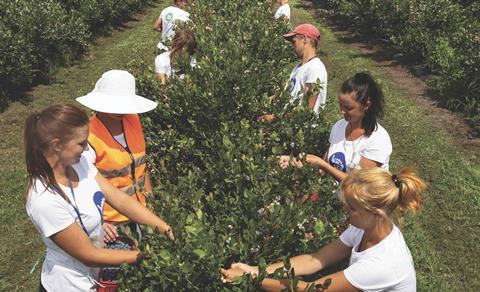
xmin=0 ymin=0 xmax=478 ymax=291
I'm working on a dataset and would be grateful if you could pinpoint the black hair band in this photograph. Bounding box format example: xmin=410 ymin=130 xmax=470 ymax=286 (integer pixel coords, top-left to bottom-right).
xmin=391 ymin=175 xmax=402 ymax=189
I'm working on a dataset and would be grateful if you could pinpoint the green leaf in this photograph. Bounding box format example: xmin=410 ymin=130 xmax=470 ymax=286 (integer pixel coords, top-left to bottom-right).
xmin=193 ymin=249 xmax=206 ymax=258
xmin=314 ymin=220 xmax=325 ymax=235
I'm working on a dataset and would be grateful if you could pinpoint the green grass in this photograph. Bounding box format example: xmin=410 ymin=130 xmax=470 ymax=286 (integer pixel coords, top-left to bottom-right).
xmin=0 ymin=0 xmax=478 ymax=291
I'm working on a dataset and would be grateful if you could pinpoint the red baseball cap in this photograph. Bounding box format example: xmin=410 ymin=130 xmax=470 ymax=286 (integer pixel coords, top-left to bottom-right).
xmin=283 ymin=24 xmax=320 ymax=42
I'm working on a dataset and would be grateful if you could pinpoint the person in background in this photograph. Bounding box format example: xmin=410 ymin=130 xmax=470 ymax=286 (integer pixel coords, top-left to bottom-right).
xmin=274 ymin=0 xmax=290 ymax=22
xmin=154 ymin=0 xmax=190 ymax=51
xmin=155 ymin=31 xmax=197 ymax=85
xmin=25 ymin=104 xmax=173 ymax=292
xmin=76 ymin=70 xmax=158 ymax=242
xmin=221 ymin=167 xmax=426 ymax=291
xmin=279 ymin=72 xmax=391 ymax=184
xmin=262 ymin=24 xmax=327 ymax=121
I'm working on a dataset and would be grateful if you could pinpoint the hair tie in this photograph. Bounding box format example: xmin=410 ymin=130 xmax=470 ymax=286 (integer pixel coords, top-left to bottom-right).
xmin=391 ymin=174 xmax=402 ymax=189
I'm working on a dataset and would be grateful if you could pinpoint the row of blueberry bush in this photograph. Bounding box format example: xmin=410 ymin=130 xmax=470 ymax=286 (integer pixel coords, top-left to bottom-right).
xmin=0 ymin=0 xmax=156 ymax=110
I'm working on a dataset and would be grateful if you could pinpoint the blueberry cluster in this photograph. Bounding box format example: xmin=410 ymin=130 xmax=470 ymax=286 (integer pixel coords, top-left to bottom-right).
xmin=101 ymin=240 xmax=132 ymax=282
xmin=106 ymin=240 xmax=131 ymax=250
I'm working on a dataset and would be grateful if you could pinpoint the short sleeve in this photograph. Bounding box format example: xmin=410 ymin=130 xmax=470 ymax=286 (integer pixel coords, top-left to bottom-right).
xmin=304 ymin=61 xmax=327 ymax=85
xmin=339 ymin=225 xmax=363 ymax=247
xmin=344 ymin=258 xmax=392 ymax=290
xmin=360 ymin=126 xmax=392 ymax=165
xmin=27 ymin=192 xmax=76 ymax=238
xmin=329 ymin=119 xmax=346 ymax=144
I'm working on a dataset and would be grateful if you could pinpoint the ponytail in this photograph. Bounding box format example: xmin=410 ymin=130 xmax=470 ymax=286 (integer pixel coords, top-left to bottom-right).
xmin=341 ymin=167 xmax=427 ymax=222
xmin=396 ymin=167 xmax=426 ymax=214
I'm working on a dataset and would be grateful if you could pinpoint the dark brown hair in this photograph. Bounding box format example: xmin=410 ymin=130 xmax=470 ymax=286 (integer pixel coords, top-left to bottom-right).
xmin=170 ymin=30 xmax=197 ymax=64
xmin=24 ymin=104 xmax=89 ymax=200
xmin=340 ymin=72 xmax=385 ymax=136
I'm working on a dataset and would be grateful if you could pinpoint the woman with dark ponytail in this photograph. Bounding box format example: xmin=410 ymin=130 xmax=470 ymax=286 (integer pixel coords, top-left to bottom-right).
xmin=25 ymin=104 xmax=173 ymax=291
xmin=221 ymin=167 xmax=427 ymax=291
xmin=280 ymin=72 xmax=392 ymax=183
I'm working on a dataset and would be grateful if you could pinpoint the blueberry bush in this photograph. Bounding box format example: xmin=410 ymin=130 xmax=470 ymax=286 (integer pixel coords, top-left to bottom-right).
xmin=120 ymin=0 xmax=343 ymax=290
xmin=0 ymin=0 xmax=155 ymax=111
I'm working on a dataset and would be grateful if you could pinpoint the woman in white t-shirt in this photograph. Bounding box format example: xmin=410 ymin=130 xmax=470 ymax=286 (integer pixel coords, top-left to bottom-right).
xmin=274 ymin=0 xmax=291 ymax=22
xmin=155 ymin=30 xmax=197 ymax=85
xmin=280 ymin=72 xmax=391 ymax=182
xmin=221 ymin=167 xmax=427 ymax=291
xmin=24 ymin=104 xmax=174 ymax=292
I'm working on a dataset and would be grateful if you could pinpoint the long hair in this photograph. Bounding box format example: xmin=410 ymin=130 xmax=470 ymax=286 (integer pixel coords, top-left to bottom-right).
xmin=169 ymin=31 xmax=197 ymax=64
xmin=24 ymin=104 xmax=89 ymax=200
xmin=340 ymin=72 xmax=384 ymax=136
xmin=340 ymin=167 xmax=427 ymax=224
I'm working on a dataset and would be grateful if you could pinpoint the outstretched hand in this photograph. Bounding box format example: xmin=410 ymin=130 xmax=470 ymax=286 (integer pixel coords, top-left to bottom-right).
xmin=164 ymin=226 xmax=175 ymax=241
xmin=279 ymin=155 xmax=303 ymax=169
xmin=219 ymin=263 xmax=259 ymax=284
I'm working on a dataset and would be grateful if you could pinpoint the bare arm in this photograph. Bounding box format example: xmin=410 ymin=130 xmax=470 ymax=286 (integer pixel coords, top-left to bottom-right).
xmin=305 ymin=154 xmax=382 ymax=182
xmin=153 ymin=17 xmax=162 ymax=32
xmin=156 ymin=73 xmax=167 ymax=85
xmin=270 ymin=238 xmax=351 ymax=275
xmin=50 ymin=222 xmax=140 ymax=267
xmin=303 ymin=84 xmax=318 ymax=111
xmin=261 ymin=271 xmax=359 ymax=292
xmin=96 ymin=173 xmax=174 ymax=239
xmin=221 ymin=239 xmax=352 ymax=285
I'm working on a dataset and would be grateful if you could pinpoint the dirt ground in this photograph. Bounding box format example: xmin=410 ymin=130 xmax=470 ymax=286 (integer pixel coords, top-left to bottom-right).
xmin=306 ymin=2 xmax=480 ymax=158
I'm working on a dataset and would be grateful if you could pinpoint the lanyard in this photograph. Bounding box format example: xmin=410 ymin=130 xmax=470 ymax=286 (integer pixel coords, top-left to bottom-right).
xmin=68 ymin=176 xmax=89 ymax=235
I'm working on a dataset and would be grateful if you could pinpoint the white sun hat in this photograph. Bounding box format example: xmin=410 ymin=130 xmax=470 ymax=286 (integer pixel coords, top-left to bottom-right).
xmin=76 ymin=70 xmax=157 ymax=114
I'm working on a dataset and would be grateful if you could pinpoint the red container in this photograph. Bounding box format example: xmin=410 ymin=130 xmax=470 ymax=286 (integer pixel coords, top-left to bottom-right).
xmin=97 ymin=279 xmax=118 ymax=292
xmin=97 ymin=236 xmax=135 ymax=292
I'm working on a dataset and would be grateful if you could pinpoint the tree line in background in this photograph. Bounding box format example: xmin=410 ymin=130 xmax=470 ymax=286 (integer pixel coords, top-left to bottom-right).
xmin=120 ymin=1 xmax=343 ymax=290
xmin=321 ymin=0 xmax=480 ymax=129
xmin=0 ymin=0 xmax=155 ymax=110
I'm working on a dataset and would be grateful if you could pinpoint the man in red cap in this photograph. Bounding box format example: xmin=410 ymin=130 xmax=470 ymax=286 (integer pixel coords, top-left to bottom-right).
xmin=283 ymin=23 xmax=327 ymax=114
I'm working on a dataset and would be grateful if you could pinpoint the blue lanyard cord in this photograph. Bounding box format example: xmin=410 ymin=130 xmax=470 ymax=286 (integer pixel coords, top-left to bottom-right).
xmin=68 ymin=176 xmax=89 ymax=236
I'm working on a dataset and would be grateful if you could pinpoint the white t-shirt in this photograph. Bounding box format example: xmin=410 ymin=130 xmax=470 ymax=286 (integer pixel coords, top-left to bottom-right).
xmin=340 ymin=225 xmax=417 ymax=291
xmin=274 ymin=4 xmax=291 ymax=21
xmin=327 ymin=119 xmax=392 ymax=173
xmin=26 ymin=153 xmax=105 ymax=292
xmin=154 ymin=51 xmax=197 ymax=78
xmin=288 ymin=57 xmax=328 ymax=114
xmin=157 ymin=6 xmax=190 ymax=50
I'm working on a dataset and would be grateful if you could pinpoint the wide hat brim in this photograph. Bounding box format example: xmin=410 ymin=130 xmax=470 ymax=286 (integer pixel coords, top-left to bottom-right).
xmin=76 ymin=92 xmax=158 ymax=114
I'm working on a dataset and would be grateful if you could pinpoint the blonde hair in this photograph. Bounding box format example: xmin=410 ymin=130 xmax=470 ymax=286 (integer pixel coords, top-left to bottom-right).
xmin=340 ymin=167 xmax=427 ymax=222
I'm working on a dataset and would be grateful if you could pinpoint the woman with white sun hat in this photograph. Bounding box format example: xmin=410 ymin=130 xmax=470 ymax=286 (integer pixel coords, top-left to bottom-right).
xmin=77 ymin=69 xmax=159 ymax=242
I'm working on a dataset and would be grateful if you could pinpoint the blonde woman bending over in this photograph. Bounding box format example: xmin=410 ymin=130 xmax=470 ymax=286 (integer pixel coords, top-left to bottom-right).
xmin=221 ymin=167 xmax=426 ymax=291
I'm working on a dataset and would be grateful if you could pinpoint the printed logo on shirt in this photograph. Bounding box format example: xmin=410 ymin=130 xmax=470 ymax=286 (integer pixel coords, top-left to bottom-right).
xmin=165 ymin=12 xmax=173 ymax=22
xmin=93 ymin=191 xmax=105 ymax=224
xmin=329 ymin=152 xmax=347 ymax=172
xmin=289 ymin=76 xmax=297 ymax=96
